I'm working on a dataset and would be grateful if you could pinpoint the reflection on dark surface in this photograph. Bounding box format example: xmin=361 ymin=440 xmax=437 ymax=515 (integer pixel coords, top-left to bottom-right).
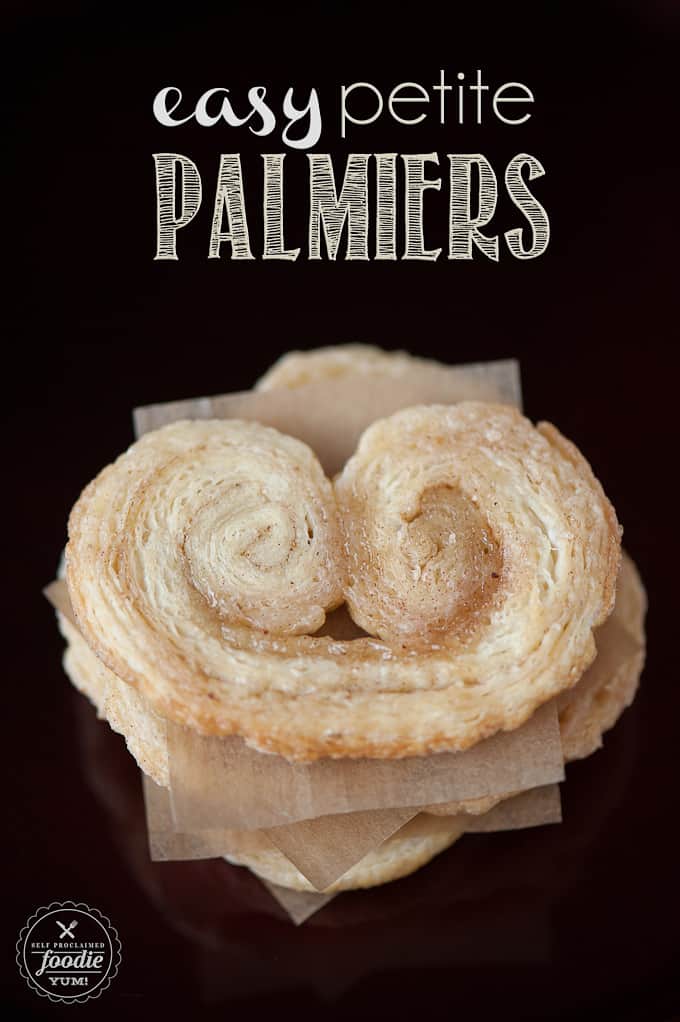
xmin=72 ymin=683 xmax=638 ymax=1004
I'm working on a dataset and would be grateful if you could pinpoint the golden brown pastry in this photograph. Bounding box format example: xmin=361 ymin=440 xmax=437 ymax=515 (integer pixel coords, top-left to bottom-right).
xmin=60 ymin=613 xmax=170 ymax=787
xmin=256 ymin=344 xmax=438 ymax=391
xmin=558 ymin=551 xmax=646 ymax=760
xmin=65 ymin=402 xmax=620 ymax=761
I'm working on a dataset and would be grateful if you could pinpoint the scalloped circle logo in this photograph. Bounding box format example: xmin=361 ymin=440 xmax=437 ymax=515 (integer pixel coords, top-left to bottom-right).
xmin=16 ymin=901 xmax=121 ymax=1004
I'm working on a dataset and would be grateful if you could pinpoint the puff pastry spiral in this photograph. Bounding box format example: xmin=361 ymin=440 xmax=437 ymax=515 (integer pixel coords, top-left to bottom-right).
xmin=66 ymin=405 xmax=620 ymax=761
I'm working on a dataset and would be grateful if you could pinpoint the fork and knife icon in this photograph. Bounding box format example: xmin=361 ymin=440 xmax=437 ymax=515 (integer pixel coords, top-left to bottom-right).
xmin=56 ymin=919 xmax=78 ymax=939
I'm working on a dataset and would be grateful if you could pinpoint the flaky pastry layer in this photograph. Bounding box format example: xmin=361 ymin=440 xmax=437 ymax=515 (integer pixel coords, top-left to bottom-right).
xmin=58 ymin=550 xmax=645 ymax=792
xmin=66 ymin=397 xmax=620 ymax=760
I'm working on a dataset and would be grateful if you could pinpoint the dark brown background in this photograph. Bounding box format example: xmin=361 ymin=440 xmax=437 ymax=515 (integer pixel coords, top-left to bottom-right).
xmin=4 ymin=5 xmax=680 ymax=1020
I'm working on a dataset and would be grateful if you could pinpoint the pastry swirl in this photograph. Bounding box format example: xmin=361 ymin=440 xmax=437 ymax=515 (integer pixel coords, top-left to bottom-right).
xmin=66 ymin=406 xmax=620 ymax=761
xmin=335 ymin=403 xmax=620 ymax=653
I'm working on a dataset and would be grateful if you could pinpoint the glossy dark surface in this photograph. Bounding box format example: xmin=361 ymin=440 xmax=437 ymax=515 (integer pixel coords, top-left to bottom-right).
xmin=5 ymin=5 xmax=680 ymax=1019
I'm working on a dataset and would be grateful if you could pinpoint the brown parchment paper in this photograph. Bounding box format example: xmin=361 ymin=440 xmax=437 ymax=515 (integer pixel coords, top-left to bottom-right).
xmin=133 ymin=358 xmax=522 ymax=476
xmin=142 ymin=770 xmax=560 ymax=894
xmin=142 ymin=773 xmax=272 ymax=861
xmin=257 ymin=784 xmax=561 ymax=890
xmin=464 ymin=783 xmax=562 ymax=833
xmin=143 ymin=762 xmax=560 ymax=862
xmin=141 ymin=776 xmax=333 ymax=923
xmin=166 ymin=705 xmax=563 ymax=831
xmin=44 ymin=579 xmax=77 ymax=627
xmin=263 ymin=808 xmax=419 ymax=891
xmin=259 ymin=881 xmax=336 ymax=925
